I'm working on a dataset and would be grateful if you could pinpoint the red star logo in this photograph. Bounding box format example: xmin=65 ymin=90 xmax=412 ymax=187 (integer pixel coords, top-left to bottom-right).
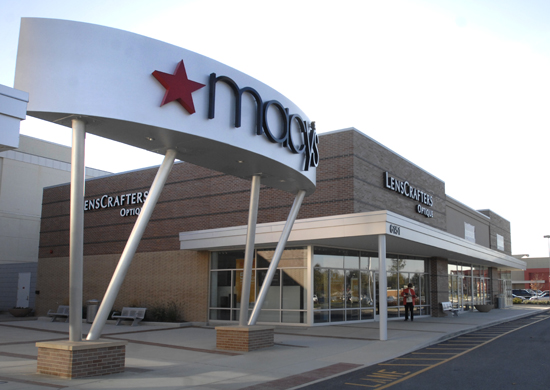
xmin=152 ymin=60 xmax=205 ymax=114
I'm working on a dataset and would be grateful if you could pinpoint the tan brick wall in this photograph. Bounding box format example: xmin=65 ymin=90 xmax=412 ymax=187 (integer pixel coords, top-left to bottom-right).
xmin=35 ymin=250 xmax=209 ymax=322
xmin=39 ymin=130 xmax=450 ymax=261
xmin=37 ymin=344 xmax=125 ymax=378
xmin=216 ymin=326 xmax=274 ymax=351
xmin=38 ymin=129 xmax=494 ymax=322
xmin=39 ymin=131 xmax=359 ymax=260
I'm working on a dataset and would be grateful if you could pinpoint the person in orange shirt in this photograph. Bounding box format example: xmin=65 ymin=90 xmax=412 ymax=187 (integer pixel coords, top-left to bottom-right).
xmin=401 ymin=283 xmax=416 ymax=321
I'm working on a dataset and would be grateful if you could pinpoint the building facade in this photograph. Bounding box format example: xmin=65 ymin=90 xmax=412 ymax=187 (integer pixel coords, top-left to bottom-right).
xmin=511 ymin=256 xmax=550 ymax=291
xmin=35 ymin=128 xmax=524 ymax=325
xmin=0 ymin=135 xmax=109 ymax=311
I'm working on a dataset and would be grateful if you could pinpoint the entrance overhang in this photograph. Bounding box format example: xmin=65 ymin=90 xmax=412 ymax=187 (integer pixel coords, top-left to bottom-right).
xmin=180 ymin=210 xmax=526 ymax=270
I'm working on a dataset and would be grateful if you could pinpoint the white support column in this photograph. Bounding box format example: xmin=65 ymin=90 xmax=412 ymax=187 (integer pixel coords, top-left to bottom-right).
xmin=248 ymin=190 xmax=306 ymax=326
xmin=378 ymin=234 xmax=388 ymax=341
xmin=69 ymin=118 xmax=86 ymax=342
xmin=239 ymin=175 xmax=261 ymax=327
xmin=87 ymin=149 xmax=177 ymax=341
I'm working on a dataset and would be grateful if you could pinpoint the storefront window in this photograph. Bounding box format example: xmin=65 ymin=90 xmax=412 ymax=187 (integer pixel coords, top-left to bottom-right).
xmin=449 ymin=262 xmax=495 ymax=309
xmin=211 ymin=250 xmax=245 ymax=270
xmin=314 ymin=267 xmax=329 ymax=310
xmin=313 ymin=248 xmax=429 ymax=323
xmin=209 ymin=247 xmax=307 ymax=324
xmin=345 ymin=270 xmax=361 ymax=309
xmin=330 ymin=269 xmax=345 ymax=311
xmin=401 ymin=259 xmax=426 ymax=273
xmin=360 ymin=271 xmax=375 ymax=308
xmin=282 ymin=269 xmax=306 ymax=310
xmin=361 ymin=254 xmax=379 ymax=270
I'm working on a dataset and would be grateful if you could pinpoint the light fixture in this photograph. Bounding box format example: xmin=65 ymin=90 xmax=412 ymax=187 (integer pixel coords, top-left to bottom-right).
xmin=145 ymin=136 xmax=155 ymax=141
xmin=236 ymin=160 xmax=244 ymax=163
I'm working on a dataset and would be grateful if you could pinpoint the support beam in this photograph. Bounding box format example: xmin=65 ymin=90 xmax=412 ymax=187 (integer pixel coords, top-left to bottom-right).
xmin=378 ymin=234 xmax=388 ymax=341
xmin=238 ymin=175 xmax=261 ymax=327
xmin=248 ymin=190 xmax=306 ymax=326
xmin=87 ymin=149 xmax=177 ymax=340
xmin=69 ymin=118 xmax=86 ymax=342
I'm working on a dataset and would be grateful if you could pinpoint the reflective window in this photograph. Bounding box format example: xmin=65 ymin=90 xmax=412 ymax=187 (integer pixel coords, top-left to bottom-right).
xmin=401 ymin=259 xmax=425 ymax=273
xmin=282 ymin=269 xmax=306 ymax=310
xmin=330 ymin=269 xmax=345 ymax=309
xmin=209 ymin=247 xmax=307 ymax=324
xmin=313 ymin=268 xmax=329 ymax=310
xmin=362 ymin=255 xmax=380 ymax=271
xmin=313 ymin=247 xmax=429 ymax=323
xmin=211 ymin=251 xmax=245 ymax=269
xmin=346 ymin=270 xmax=361 ymax=309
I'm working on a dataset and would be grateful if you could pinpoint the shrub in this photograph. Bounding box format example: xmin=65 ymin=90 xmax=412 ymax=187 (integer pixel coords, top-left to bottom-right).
xmin=525 ymin=299 xmax=550 ymax=305
xmin=512 ymin=298 xmax=524 ymax=304
xmin=145 ymin=301 xmax=180 ymax=322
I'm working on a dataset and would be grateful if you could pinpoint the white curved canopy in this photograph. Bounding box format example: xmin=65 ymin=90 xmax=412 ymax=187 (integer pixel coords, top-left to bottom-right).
xmin=15 ymin=18 xmax=317 ymax=195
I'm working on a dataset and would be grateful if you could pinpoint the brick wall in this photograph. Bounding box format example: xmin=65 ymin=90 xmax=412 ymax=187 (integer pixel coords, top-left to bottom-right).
xmin=351 ymin=130 xmax=446 ymax=230
xmin=429 ymin=257 xmax=449 ymax=316
xmin=35 ymin=250 xmax=209 ymax=321
xmin=477 ymin=209 xmax=512 ymax=255
xmin=216 ymin=326 xmax=274 ymax=351
xmin=36 ymin=341 xmax=126 ymax=378
xmin=40 ymin=130 xmax=449 ymax=261
xmin=36 ymin=129 xmax=470 ymax=321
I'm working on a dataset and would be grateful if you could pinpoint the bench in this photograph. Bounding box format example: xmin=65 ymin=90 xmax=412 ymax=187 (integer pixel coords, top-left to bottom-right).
xmin=112 ymin=307 xmax=147 ymax=326
xmin=441 ymin=302 xmax=459 ymax=317
xmin=47 ymin=305 xmax=70 ymax=322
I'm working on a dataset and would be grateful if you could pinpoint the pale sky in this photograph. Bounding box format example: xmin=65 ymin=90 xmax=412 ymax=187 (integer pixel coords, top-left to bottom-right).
xmin=1 ymin=0 xmax=549 ymax=257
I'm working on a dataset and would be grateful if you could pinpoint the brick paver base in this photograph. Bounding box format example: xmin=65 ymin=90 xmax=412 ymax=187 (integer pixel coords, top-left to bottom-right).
xmin=36 ymin=339 xmax=127 ymax=379
xmin=216 ymin=325 xmax=274 ymax=352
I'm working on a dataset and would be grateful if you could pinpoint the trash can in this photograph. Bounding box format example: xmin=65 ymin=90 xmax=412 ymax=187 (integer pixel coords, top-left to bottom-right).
xmin=86 ymin=299 xmax=99 ymax=323
xmin=497 ymin=294 xmax=505 ymax=309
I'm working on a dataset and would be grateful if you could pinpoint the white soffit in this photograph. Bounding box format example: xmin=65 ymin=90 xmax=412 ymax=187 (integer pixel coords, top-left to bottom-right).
xmin=179 ymin=210 xmax=526 ymax=270
xmin=14 ymin=18 xmax=317 ymax=195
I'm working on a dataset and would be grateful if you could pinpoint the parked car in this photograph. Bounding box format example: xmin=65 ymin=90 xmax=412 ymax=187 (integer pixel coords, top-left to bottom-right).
xmin=530 ymin=291 xmax=550 ymax=300
xmin=512 ymin=294 xmax=527 ymax=301
xmin=512 ymin=289 xmax=534 ymax=299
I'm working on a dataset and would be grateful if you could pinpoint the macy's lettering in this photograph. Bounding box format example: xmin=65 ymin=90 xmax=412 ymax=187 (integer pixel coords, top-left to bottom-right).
xmin=208 ymin=73 xmax=319 ymax=171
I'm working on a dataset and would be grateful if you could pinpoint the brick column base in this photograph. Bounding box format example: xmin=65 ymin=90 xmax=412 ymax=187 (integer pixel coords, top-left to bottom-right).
xmin=36 ymin=339 xmax=127 ymax=379
xmin=216 ymin=325 xmax=274 ymax=352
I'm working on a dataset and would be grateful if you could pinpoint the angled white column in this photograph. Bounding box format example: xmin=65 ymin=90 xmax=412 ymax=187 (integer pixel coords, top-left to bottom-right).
xmin=69 ymin=118 xmax=86 ymax=342
xmin=238 ymin=175 xmax=261 ymax=327
xmin=248 ymin=190 xmax=306 ymax=326
xmin=378 ymin=234 xmax=388 ymax=341
xmin=87 ymin=149 xmax=177 ymax=340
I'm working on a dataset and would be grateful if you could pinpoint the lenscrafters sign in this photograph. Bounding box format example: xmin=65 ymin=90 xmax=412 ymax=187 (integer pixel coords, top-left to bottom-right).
xmin=84 ymin=191 xmax=148 ymax=217
xmin=384 ymin=172 xmax=434 ymax=218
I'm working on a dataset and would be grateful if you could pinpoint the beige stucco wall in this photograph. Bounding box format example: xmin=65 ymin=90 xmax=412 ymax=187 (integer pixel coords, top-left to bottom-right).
xmin=0 ymin=135 xmax=109 ymax=264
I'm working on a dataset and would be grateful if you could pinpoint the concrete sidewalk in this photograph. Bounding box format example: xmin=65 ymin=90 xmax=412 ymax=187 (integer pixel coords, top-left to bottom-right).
xmin=0 ymin=305 xmax=547 ymax=390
